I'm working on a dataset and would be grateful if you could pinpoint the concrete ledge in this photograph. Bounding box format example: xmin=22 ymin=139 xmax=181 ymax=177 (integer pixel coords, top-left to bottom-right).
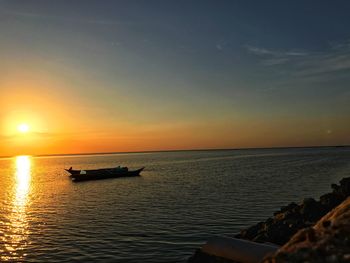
xmin=200 ymin=236 xmax=279 ymax=263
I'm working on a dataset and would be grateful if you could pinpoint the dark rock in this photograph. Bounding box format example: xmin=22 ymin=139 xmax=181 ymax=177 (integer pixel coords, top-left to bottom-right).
xmin=322 ymin=220 xmax=331 ymax=228
xmin=235 ymin=221 xmax=264 ymax=240
xmin=274 ymin=202 xmax=298 ymax=216
xmin=331 ymin=183 xmax=339 ymax=192
xmin=320 ymin=193 xmax=342 ymax=210
xmin=337 ymin=177 xmax=350 ymax=198
xmin=300 ymin=198 xmax=324 ymax=221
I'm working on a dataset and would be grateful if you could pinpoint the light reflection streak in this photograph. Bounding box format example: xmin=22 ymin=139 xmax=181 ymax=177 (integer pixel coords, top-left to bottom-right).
xmin=1 ymin=156 xmax=31 ymax=261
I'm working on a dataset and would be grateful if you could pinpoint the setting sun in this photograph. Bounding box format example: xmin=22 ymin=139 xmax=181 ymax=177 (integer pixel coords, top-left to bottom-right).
xmin=18 ymin=124 xmax=30 ymax=133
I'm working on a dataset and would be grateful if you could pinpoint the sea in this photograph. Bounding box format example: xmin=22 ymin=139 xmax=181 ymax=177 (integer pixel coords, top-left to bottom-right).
xmin=0 ymin=147 xmax=349 ymax=262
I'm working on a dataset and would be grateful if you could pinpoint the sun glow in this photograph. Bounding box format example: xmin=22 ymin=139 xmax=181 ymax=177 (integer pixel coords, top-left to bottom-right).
xmin=17 ymin=124 xmax=30 ymax=133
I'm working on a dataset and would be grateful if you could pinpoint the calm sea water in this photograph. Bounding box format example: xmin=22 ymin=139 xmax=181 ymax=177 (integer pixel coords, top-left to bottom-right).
xmin=0 ymin=147 xmax=350 ymax=262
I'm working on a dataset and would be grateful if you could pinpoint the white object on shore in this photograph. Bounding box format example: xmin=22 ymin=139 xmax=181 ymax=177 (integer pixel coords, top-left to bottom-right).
xmin=80 ymin=170 xmax=87 ymax=175
xmin=201 ymin=236 xmax=279 ymax=263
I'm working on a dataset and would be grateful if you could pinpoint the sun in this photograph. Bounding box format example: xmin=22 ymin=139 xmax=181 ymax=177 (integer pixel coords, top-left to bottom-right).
xmin=17 ymin=123 xmax=30 ymax=133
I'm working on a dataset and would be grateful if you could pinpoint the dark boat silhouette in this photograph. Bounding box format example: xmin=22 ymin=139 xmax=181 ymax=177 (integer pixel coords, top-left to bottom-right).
xmin=65 ymin=166 xmax=144 ymax=182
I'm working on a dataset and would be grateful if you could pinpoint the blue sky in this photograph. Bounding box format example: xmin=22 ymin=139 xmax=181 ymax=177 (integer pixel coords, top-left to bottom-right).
xmin=1 ymin=1 xmax=350 ymax=154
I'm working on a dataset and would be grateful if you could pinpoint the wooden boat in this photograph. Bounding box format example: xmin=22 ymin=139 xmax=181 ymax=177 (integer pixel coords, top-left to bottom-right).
xmin=65 ymin=166 xmax=144 ymax=182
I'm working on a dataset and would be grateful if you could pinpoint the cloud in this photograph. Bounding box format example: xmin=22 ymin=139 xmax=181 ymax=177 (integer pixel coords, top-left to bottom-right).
xmin=246 ymin=41 xmax=350 ymax=77
xmin=216 ymin=44 xmax=223 ymax=51
xmin=296 ymin=52 xmax=350 ymax=77
xmin=246 ymin=45 xmax=307 ymax=57
xmin=329 ymin=39 xmax=350 ymax=51
xmin=216 ymin=40 xmax=229 ymax=51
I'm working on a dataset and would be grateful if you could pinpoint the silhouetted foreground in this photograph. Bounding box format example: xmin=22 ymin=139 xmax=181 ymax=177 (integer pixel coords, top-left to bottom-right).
xmin=188 ymin=177 xmax=350 ymax=263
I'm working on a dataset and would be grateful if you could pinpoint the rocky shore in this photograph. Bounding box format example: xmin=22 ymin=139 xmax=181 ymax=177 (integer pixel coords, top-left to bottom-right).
xmin=188 ymin=177 xmax=350 ymax=263
xmin=263 ymin=197 xmax=350 ymax=263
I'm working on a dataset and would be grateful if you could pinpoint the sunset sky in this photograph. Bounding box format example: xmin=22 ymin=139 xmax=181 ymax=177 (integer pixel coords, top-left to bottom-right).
xmin=1 ymin=0 xmax=350 ymax=156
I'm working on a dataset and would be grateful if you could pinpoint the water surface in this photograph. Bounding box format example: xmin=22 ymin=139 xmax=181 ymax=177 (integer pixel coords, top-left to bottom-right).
xmin=1 ymin=147 xmax=350 ymax=262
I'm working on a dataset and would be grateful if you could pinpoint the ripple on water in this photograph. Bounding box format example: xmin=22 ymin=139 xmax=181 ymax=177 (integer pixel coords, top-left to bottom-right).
xmin=0 ymin=148 xmax=349 ymax=262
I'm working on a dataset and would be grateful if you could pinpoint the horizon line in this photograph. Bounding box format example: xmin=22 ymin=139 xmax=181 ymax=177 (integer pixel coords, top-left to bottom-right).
xmin=0 ymin=144 xmax=349 ymax=159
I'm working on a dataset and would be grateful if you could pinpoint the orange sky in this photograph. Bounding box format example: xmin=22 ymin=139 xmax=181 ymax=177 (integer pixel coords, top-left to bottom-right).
xmin=1 ymin=85 xmax=348 ymax=157
xmin=1 ymin=66 xmax=349 ymax=157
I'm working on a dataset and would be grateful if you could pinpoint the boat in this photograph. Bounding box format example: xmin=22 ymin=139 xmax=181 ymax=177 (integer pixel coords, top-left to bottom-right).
xmin=65 ymin=166 xmax=144 ymax=182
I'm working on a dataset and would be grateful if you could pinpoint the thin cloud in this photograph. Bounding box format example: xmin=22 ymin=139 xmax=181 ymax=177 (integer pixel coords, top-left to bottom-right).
xmin=246 ymin=45 xmax=307 ymax=58
xmin=296 ymin=52 xmax=350 ymax=77
xmin=216 ymin=44 xmax=223 ymax=51
xmin=216 ymin=40 xmax=229 ymax=51
xmin=329 ymin=39 xmax=350 ymax=50
xmin=246 ymin=41 xmax=350 ymax=77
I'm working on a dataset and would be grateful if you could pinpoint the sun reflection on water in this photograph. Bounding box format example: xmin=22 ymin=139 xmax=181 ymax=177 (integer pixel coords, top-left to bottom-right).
xmin=1 ymin=156 xmax=32 ymax=261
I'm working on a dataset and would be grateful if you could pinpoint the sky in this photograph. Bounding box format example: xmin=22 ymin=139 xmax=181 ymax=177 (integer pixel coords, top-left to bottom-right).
xmin=1 ymin=0 xmax=350 ymax=156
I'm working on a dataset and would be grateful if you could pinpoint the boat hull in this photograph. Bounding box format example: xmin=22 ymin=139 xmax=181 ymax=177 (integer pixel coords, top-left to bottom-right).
xmin=65 ymin=167 xmax=144 ymax=182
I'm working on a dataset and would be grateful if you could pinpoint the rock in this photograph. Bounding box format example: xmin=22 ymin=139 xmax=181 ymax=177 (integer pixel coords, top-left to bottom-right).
xmin=300 ymin=198 xmax=324 ymax=221
xmin=236 ymin=222 xmax=264 ymax=240
xmin=337 ymin=177 xmax=350 ymax=198
xmin=262 ymin=197 xmax=350 ymax=263
xmin=320 ymin=193 xmax=342 ymax=210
